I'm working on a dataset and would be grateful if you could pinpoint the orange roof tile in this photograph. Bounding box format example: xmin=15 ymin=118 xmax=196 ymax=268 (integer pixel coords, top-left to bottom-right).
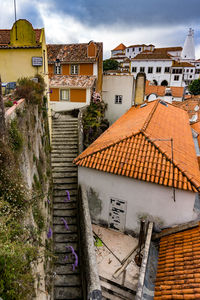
xmin=154 ymin=223 xmax=200 ymax=300
xmin=133 ymin=52 xmax=172 ymax=60
xmin=145 ymin=81 xmax=184 ymax=98
xmin=154 ymin=46 xmax=182 ymax=53
xmin=74 ymin=100 xmax=200 ymax=191
xmin=172 ymin=61 xmax=194 ymax=68
xmin=112 ymin=43 xmax=126 ymax=51
xmin=173 ymin=98 xmax=200 ymax=121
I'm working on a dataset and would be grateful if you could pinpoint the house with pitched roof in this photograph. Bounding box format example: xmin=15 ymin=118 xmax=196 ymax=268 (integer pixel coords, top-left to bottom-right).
xmin=47 ymin=41 xmax=103 ymax=111
xmin=0 ymin=19 xmax=48 ymax=87
xmin=74 ymin=100 xmax=200 ymax=234
xmin=145 ymin=80 xmax=185 ymax=103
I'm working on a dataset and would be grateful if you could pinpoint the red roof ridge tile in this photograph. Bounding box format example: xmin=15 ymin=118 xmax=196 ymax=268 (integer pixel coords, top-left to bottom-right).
xmin=141 ymin=100 xmax=160 ymax=132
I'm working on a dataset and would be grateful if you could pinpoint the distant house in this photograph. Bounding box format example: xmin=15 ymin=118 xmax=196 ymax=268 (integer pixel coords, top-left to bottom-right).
xmin=0 ymin=19 xmax=48 ymax=87
xmin=75 ymin=100 xmax=200 ymax=233
xmin=47 ymin=41 xmax=103 ymax=111
xmin=145 ymin=80 xmax=185 ymax=103
xmin=102 ymin=74 xmax=135 ymax=124
xmin=173 ymin=96 xmax=200 ymax=123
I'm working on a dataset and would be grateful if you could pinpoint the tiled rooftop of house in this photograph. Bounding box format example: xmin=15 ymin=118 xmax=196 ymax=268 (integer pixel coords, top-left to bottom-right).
xmin=173 ymin=97 xmax=200 ymax=122
xmin=145 ymin=81 xmax=184 ymax=98
xmin=47 ymin=42 xmax=102 ymax=63
xmin=154 ymin=223 xmax=200 ymax=300
xmin=154 ymin=47 xmax=182 ymax=53
xmin=49 ymin=75 xmax=96 ymax=88
xmin=74 ymin=100 xmax=200 ymax=191
xmin=112 ymin=43 xmax=126 ymax=51
xmin=133 ymin=52 xmax=172 ymax=60
xmin=0 ymin=28 xmax=42 ymax=48
xmin=172 ymin=61 xmax=194 ymax=68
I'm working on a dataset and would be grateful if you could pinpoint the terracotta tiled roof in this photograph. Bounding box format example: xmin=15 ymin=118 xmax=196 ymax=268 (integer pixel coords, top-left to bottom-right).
xmin=47 ymin=43 xmax=102 ymax=63
xmin=0 ymin=29 xmax=42 ymax=47
xmin=133 ymin=52 xmax=172 ymax=60
xmin=49 ymin=75 xmax=96 ymax=88
xmin=154 ymin=47 xmax=182 ymax=53
xmin=154 ymin=223 xmax=200 ymax=300
xmin=145 ymin=81 xmax=184 ymax=98
xmin=172 ymin=61 xmax=194 ymax=68
xmin=173 ymin=97 xmax=200 ymax=121
xmin=127 ymin=44 xmax=147 ymax=48
xmin=112 ymin=43 xmax=126 ymax=51
xmin=74 ymin=100 xmax=200 ymax=191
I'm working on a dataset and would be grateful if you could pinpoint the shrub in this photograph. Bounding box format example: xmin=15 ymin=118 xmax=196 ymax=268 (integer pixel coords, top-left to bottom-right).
xmin=4 ymin=100 xmax=13 ymax=107
xmin=8 ymin=119 xmax=23 ymax=153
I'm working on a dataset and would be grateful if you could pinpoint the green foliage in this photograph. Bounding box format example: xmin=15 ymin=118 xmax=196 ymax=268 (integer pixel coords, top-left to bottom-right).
xmin=83 ymin=99 xmax=109 ymax=148
xmin=15 ymin=74 xmax=45 ymax=105
xmin=188 ymin=79 xmax=200 ymax=95
xmin=8 ymin=119 xmax=23 ymax=153
xmin=103 ymin=59 xmax=119 ymax=71
xmin=4 ymin=100 xmax=13 ymax=107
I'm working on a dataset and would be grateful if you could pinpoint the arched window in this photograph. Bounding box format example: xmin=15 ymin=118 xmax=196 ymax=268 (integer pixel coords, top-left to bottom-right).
xmin=153 ymin=80 xmax=158 ymax=86
xmin=161 ymin=80 xmax=168 ymax=86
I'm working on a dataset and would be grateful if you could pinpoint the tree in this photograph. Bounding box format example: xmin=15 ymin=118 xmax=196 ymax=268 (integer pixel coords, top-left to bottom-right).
xmin=103 ymin=59 xmax=119 ymax=71
xmin=188 ymin=79 xmax=200 ymax=95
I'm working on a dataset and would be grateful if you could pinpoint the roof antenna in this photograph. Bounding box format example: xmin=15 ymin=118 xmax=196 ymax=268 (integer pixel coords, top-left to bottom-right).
xmin=14 ymin=0 xmax=18 ymax=40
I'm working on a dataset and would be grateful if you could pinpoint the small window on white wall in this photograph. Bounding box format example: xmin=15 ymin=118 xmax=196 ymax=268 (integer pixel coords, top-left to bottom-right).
xmin=115 ymin=95 xmax=122 ymax=104
xmin=60 ymin=89 xmax=69 ymax=101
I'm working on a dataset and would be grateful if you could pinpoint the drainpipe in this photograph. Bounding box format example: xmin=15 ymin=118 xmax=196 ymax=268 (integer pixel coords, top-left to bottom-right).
xmin=0 ymin=77 xmax=6 ymax=141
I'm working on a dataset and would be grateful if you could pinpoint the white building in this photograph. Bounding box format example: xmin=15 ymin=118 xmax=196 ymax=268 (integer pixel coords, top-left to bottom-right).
xmin=75 ymin=100 xmax=200 ymax=234
xmin=102 ymin=74 xmax=135 ymax=124
xmin=125 ymin=44 xmax=154 ymax=59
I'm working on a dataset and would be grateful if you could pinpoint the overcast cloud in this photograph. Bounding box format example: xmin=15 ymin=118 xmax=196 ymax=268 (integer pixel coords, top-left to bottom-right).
xmin=1 ymin=0 xmax=200 ymax=58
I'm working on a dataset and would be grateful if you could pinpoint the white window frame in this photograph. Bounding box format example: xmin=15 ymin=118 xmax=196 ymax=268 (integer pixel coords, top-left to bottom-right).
xmin=55 ymin=65 xmax=62 ymax=75
xmin=132 ymin=67 xmax=137 ymax=73
xmin=140 ymin=67 xmax=145 ymax=72
xmin=164 ymin=67 xmax=170 ymax=73
xmin=156 ymin=67 xmax=161 ymax=73
xmin=71 ymin=64 xmax=79 ymax=75
xmin=174 ymin=75 xmax=180 ymax=81
xmin=60 ymin=89 xmax=70 ymax=101
xmin=148 ymin=67 xmax=153 ymax=73
xmin=115 ymin=95 xmax=123 ymax=104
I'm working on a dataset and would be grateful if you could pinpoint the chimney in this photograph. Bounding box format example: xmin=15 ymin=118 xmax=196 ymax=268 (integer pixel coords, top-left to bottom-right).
xmin=134 ymin=72 xmax=146 ymax=105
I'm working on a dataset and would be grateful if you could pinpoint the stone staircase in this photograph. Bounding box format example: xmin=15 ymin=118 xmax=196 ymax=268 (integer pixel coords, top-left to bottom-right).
xmin=51 ymin=114 xmax=83 ymax=300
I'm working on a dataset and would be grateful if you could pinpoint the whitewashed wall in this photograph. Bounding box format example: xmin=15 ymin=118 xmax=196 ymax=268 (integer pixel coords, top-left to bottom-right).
xmin=130 ymin=60 xmax=172 ymax=86
xmin=102 ymin=75 xmax=134 ymax=124
xmin=78 ymin=167 xmax=198 ymax=233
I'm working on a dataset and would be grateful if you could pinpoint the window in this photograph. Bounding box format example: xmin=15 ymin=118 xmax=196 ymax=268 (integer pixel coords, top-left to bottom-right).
xmin=140 ymin=67 xmax=145 ymax=72
xmin=191 ymin=69 xmax=193 ymax=73
xmin=115 ymin=95 xmax=122 ymax=104
xmin=139 ymin=47 xmax=141 ymax=51
xmin=196 ymin=69 xmax=200 ymax=74
xmin=132 ymin=67 xmax=137 ymax=72
xmin=190 ymin=75 xmax=193 ymax=78
xmin=60 ymin=89 xmax=69 ymax=101
xmin=172 ymin=68 xmax=182 ymax=74
xmin=164 ymin=67 xmax=170 ymax=73
xmin=132 ymin=48 xmax=135 ymax=51
xmin=127 ymin=49 xmax=129 ymax=52
xmin=156 ymin=67 xmax=161 ymax=73
xmin=174 ymin=75 xmax=179 ymax=81
xmin=55 ymin=65 xmax=61 ymax=75
xmin=186 ymin=69 xmax=189 ymax=73
xmin=148 ymin=67 xmax=153 ymax=73
xmin=71 ymin=64 xmax=79 ymax=75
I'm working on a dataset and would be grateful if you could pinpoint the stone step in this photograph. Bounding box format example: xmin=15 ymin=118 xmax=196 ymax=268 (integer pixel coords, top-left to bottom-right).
xmin=101 ymin=278 xmax=136 ymax=300
xmin=52 ymin=127 xmax=77 ymax=131
xmin=53 ymin=196 xmax=77 ymax=203
xmin=51 ymin=150 xmax=78 ymax=155
xmin=52 ymin=167 xmax=77 ymax=173
xmin=54 ymin=274 xmax=81 ymax=287
xmin=51 ymin=146 xmax=78 ymax=151
xmin=54 ymin=233 xmax=78 ymax=243
xmin=53 ymin=119 xmax=78 ymax=123
xmin=52 ymin=141 xmax=78 ymax=146
xmin=54 ymin=242 xmax=78 ymax=253
xmin=52 ymin=172 xmax=77 ymax=179
xmin=52 ymin=162 xmax=76 ymax=167
xmin=53 ymin=216 xmax=77 ymax=225
xmin=54 ymin=286 xmax=82 ymax=299
xmin=51 ymin=157 xmax=75 ymax=163
xmin=53 ymin=202 xmax=77 ymax=209
xmin=54 ymin=264 xmax=80 ymax=275
xmin=53 ymin=190 xmax=77 ymax=197
xmin=53 ymin=224 xmax=78 ymax=233
xmin=53 ymin=183 xmax=77 ymax=190
xmin=53 ymin=178 xmax=77 ymax=184
xmin=53 ymin=208 xmax=77 ymax=217
xmin=52 ymin=133 xmax=78 ymax=136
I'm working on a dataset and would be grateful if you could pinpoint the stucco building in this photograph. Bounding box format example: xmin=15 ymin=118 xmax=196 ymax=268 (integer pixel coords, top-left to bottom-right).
xmin=47 ymin=42 xmax=103 ymax=111
xmin=75 ymin=100 xmax=200 ymax=234
xmin=0 ymin=19 xmax=48 ymax=87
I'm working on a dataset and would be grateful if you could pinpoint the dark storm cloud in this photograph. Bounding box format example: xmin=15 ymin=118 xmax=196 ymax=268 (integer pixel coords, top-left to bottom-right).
xmin=17 ymin=2 xmax=44 ymax=28
xmin=48 ymin=0 xmax=200 ymax=27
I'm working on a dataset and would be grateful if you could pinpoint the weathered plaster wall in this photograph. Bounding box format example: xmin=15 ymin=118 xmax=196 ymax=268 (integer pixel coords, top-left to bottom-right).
xmin=102 ymin=75 xmax=134 ymax=124
xmin=78 ymin=167 xmax=197 ymax=233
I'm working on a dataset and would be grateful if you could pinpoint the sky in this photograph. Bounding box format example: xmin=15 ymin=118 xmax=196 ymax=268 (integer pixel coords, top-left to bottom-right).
xmin=1 ymin=0 xmax=200 ymax=59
